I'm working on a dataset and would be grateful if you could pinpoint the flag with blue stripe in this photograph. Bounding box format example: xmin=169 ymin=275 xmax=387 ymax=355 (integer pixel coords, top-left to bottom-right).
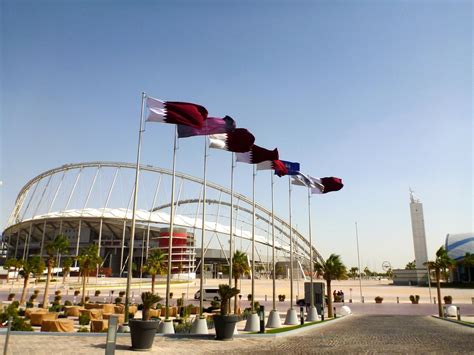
xmin=278 ymin=160 xmax=300 ymax=175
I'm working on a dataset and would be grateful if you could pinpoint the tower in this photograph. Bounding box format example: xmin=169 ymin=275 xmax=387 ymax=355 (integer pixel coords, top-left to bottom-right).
xmin=409 ymin=189 xmax=428 ymax=269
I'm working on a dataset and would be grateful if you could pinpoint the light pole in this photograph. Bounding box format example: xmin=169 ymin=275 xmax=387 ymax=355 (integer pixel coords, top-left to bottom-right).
xmin=355 ymin=222 xmax=363 ymax=303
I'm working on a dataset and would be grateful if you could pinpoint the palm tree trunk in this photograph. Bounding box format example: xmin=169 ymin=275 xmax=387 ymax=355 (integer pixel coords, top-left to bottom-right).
xmin=234 ymin=277 xmax=239 ymax=314
xmin=42 ymin=262 xmax=52 ymax=308
xmin=20 ymin=275 xmax=29 ymax=305
xmin=327 ymin=279 xmax=333 ymax=318
xmin=436 ymin=268 xmax=442 ymax=317
xmin=81 ymin=272 xmax=87 ymax=305
xmin=151 ymin=274 xmax=155 ymax=294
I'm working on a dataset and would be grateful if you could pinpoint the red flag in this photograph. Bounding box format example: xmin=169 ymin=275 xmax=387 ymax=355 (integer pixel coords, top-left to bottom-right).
xmin=209 ymin=129 xmax=255 ymax=153
xmin=236 ymin=145 xmax=279 ymax=164
xmin=146 ymin=97 xmax=207 ymax=129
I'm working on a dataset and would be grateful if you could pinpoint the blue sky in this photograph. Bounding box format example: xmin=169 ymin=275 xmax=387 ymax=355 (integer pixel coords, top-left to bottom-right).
xmin=1 ymin=0 xmax=472 ymax=270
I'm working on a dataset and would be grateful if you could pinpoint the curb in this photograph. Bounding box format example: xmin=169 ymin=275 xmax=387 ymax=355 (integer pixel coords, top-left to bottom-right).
xmin=234 ymin=315 xmax=349 ymax=338
xmin=431 ymin=315 xmax=474 ymax=328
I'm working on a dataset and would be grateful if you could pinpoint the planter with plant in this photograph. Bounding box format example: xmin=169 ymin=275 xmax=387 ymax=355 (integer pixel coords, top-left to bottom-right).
xmin=130 ymin=292 xmax=162 ymax=351
xmin=278 ymin=294 xmax=286 ymax=302
xmin=443 ymin=295 xmax=452 ymax=304
xmin=375 ymin=296 xmax=383 ymax=304
xmin=213 ymin=284 xmax=240 ymax=341
xmin=409 ymin=295 xmax=420 ymax=304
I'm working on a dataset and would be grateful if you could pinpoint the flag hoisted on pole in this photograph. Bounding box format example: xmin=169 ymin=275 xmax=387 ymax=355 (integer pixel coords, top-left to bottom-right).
xmin=209 ymin=128 xmax=255 ymax=152
xmin=145 ymin=95 xmax=209 ymax=334
xmin=177 ymin=116 xmax=236 ymax=138
xmin=146 ymin=97 xmax=208 ymax=128
xmin=124 ymin=92 xmax=147 ymax=327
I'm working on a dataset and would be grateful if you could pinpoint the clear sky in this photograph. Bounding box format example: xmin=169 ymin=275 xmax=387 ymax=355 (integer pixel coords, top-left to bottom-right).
xmin=1 ymin=0 xmax=472 ymax=270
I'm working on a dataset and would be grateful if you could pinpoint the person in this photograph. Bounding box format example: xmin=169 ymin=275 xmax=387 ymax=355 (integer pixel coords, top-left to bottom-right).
xmin=333 ymin=290 xmax=337 ymax=302
xmin=341 ymin=290 xmax=345 ymax=303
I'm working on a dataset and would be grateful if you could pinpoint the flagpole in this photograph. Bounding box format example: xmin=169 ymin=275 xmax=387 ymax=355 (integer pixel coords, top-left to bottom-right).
xmin=265 ymin=167 xmax=281 ymax=327
xmin=229 ymin=153 xmax=234 ymax=309
xmin=284 ymin=175 xmax=298 ymax=324
xmin=355 ymin=222 xmax=363 ymax=303
xmin=164 ymin=127 xmax=178 ymax=326
xmin=306 ymin=187 xmax=318 ymax=321
xmin=251 ymin=164 xmax=256 ymax=312
xmin=271 ymin=172 xmax=276 ymax=311
xmin=124 ymin=91 xmax=146 ymax=326
xmin=199 ymin=136 xmax=208 ymax=317
xmin=288 ymin=176 xmax=293 ymax=309
xmin=308 ymin=188 xmax=314 ymax=307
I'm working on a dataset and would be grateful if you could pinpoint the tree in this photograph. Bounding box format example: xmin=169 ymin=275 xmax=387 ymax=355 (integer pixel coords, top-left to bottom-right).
xmin=363 ymin=266 xmax=372 ymax=278
xmin=458 ymin=253 xmax=474 ymax=283
xmin=19 ymin=256 xmax=45 ymax=305
xmin=424 ymin=246 xmax=455 ymax=317
xmin=61 ymin=257 xmax=73 ymax=284
xmin=405 ymin=260 xmax=416 ymax=270
xmin=232 ymin=250 xmax=250 ymax=314
xmin=348 ymin=267 xmax=359 ymax=279
xmin=314 ymin=254 xmax=347 ymax=318
xmin=3 ymin=258 xmax=21 ymax=282
xmin=76 ymin=244 xmax=102 ymax=305
xmin=143 ymin=249 xmax=166 ymax=293
xmin=42 ymin=234 xmax=69 ymax=308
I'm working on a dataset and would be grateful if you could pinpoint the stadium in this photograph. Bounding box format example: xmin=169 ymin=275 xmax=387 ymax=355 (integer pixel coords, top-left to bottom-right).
xmin=2 ymin=161 xmax=323 ymax=279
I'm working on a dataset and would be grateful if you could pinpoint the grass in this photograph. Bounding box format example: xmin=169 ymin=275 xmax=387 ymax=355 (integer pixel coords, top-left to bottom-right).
xmin=254 ymin=318 xmax=337 ymax=334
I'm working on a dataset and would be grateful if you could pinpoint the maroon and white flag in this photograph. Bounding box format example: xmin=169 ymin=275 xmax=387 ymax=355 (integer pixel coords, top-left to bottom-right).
xmin=293 ymin=174 xmax=343 ymax=194
xmin=178 ymin=116 xmax=236 ymax=138
xmin=146 ymin=96 xmax=208 ymax=129
xmin=311 ymin=177 xmax=344 ymax=194
xmin=236 ymin=145 xmax=279 ymax=164
xmin=256 ymin=160 xmax=288 ymax=176
xmin=209 ymin=128 xmax=255 ymax=153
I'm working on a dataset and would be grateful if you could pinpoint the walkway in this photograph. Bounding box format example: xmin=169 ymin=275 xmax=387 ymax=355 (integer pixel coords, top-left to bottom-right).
xmin=1 ymin=314 xmax=473 ymax=354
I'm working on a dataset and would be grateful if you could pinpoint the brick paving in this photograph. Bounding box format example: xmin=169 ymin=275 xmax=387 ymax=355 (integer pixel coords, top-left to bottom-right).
xmin=1 ymin=314 xmax=473 ymax=354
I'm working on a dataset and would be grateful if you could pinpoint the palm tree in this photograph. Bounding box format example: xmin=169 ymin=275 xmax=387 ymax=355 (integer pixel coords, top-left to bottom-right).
xmin=143 ymin=249 xmax=167 ymax=293
xmin=232 ymin=250 xmax=250 ymax=314
xmin=3 ymin=257 xmax=21 ymax=282
xmin=61 ymin=257 xmax=73 ymax=284
xmin=76 ymin=244 xmax=102 ymax=305
xmin=348 ymin=267 xmax=358 ymax=280
xmin=405 ymin=260 xmax=416 ymax=270
xmin=314 ymin=254 xmax=347 ymax=318
xmin=19 ymin=256 xmax=45 ymax=305
xmin=42 ymin=234 xmax=69 ymax=308
xmin=424 ymin=246 xmax=455 ymax=317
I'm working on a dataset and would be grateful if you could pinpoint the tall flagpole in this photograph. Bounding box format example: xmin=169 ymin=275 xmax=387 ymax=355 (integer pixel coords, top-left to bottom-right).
xmin=288 ymin=176 xmax=293 ymax=309
xmin=164 ymin=127 xmax=178 ymax=321
xmin=251 ymin=165 xmax=256 ymax=312
xmin=355 ymin=222 xmax=363 ymax=303
xmin=271 ymin=172 xmax=276 ymax=311
xmin=284 ymin=175 xmax=298 ymax=324
xmin=308 ymin=188 xmax=314 ymax=307
xmin=229 ymin=153 xmax=234 ymax=309
xmin=124 ymin=91 xmax=146 ymax=325
xmin=199 ymin=136 xmax=208 ymax=317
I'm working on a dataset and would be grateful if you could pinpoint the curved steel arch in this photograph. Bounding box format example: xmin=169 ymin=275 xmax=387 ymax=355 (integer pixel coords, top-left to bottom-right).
xmin=7 ymin=161 xmax=324 ymax=264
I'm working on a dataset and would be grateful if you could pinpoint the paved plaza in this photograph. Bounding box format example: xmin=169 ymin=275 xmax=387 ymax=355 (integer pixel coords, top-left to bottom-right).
xmin=1 ymin=312 xmax=473 ymax=354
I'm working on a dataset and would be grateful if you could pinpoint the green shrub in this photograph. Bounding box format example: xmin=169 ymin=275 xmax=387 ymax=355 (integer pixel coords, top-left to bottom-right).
xmin=174 ymin=319 xmax=192 ymax=334
xmin=64 ymin=300 xmax=72 ymax=306
xmin=78 ymin=313 xmax=90 ymax=326
xmin=77 ymin=326 xmax=89 ymax=333
xmin=12 ymin=317 xmax=33 ymax=331
xmin=177 ymin=298 xmax=184 ymax=307
xmin=26 ymin=302 xmax=34 ymax=308
xmin=29 ymin=294 xmax=38 ymax=302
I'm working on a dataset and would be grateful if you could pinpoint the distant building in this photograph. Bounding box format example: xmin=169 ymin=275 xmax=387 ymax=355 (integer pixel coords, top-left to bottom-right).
xmin=446 ymin=233 xmax=474 ymax=283
xmin=392 ymin=191 xmax=429 ymax=286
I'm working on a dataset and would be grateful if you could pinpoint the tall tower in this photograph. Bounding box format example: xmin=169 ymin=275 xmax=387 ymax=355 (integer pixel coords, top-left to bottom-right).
xmin=409 ymin=189 xmax=428 ymax=269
